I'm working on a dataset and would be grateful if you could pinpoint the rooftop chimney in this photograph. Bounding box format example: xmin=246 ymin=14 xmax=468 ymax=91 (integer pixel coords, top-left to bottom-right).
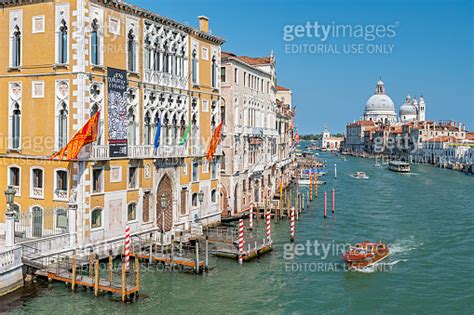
xmin=198 ymin=16 xmax=209 ymax=33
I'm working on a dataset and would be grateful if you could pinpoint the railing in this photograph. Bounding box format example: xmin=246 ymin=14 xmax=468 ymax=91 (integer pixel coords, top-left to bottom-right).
xmin=31 ymin=187 xmax=44 ymax=198
xmin=15 ymin=207 xmax=69 ymax=240
xmin=0 ymin=246 xmax=22 ymax=273
xmin=90 ymin=144 xmax=186 ymax=159
xmin=54 ymin=189 xmax=68 ymax=201
xmin=192 ymin=144 xmax=204 ymax=156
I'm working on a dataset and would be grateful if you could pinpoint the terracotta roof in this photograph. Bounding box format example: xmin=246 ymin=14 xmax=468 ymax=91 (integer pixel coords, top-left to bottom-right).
xmin=237 ymin=55 xmax=273 ymax=65
xmin=466 ymin=132 xmax=474 ymax=140
xmin=426 ymin=136 xmax=458 ymax=142
xmin=348 ymin=120 xmax=376 ymax=127
xmin=276 ymin=85 xmax=290 ymax=91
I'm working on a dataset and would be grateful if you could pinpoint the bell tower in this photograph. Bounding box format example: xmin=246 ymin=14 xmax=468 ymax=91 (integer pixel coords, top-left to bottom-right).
xmin=418 ymin=95 xmax=426 ymax=121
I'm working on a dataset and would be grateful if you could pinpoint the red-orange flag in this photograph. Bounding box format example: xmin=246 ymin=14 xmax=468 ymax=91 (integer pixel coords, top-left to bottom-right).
xmin=50 ymin=111 xmax=100 ymax=160
xmin=206 ymin=121 xmax=223 ymax=161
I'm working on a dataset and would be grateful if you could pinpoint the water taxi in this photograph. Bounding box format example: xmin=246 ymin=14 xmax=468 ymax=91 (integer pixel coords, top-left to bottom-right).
xmin=350 ymin=171 xmax=369 ymax=179
xmin=342 ymin=241 xmax=389 ymax=270
xmin=388 ymin=161 xmax=411 ymax=173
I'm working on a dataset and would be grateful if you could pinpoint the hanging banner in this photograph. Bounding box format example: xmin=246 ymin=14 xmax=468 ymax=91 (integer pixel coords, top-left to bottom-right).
xmin=107 ymin=67 xmax=128 ymax=157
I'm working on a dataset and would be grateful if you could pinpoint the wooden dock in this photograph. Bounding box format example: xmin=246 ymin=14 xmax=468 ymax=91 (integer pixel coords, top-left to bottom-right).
xmin=36 ymin=254 xmax=140 ymax=302
xmin=131 ymin=251 xmax=205 ymax=272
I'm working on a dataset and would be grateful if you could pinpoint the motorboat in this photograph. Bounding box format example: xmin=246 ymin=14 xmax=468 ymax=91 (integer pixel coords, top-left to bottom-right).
xmin=350 ymin=171 xmax=369 ymax=179
xmin=342 ymin=241 xmax=389 ymax=270
xmin=388 ymin=161 xmax=411 ymax=173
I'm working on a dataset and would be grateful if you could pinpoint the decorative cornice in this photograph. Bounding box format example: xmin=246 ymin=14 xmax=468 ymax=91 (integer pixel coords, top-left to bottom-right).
xmin=0 ymin=0 xmax=225 ymax=45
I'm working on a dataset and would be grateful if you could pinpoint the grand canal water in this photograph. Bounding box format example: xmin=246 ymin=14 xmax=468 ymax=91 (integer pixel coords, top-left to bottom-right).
xmin=3 ymin=152 xmax=473 ymax=314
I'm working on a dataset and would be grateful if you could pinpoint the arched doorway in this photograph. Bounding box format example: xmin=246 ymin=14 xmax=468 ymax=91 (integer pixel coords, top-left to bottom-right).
xmin=32 ymin=206 xmax=43 ymax=237
xmin=156 ymin=175 xmax=173 ymax=232
xmin=220 ymin=186 xmax=228 ymax=217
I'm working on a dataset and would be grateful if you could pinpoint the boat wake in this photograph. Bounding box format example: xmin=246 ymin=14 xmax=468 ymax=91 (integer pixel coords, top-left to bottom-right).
xmin=351 ymin=239 xmax=420 ymax=273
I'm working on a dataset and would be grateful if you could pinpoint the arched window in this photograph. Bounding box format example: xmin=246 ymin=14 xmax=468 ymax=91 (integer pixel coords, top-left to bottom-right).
xmin=211 ymin=55 xmax=217 ymax=88
xmin=56 ymin=208 xmax=68 ymax=229
xmin=144 ymin=36 xmax=152 ymax=71
xmin=163 ymin=44 xmax=169 ymax=73
xmin=127 ymin=107 xmax=136 ymax=145
xmin=12 ymin=103 xmax=21 ymax=149
xmin=58 ymin=103 xmax=68 ymax=148
xmin=144 ymin=111 xmax=152 ymax=145
xmin=127 ymin=29 xmax=136 ymax=72
xmin=192 ymin=193 xmax=198 ymax=207
xmin=127 ymin=203 xmax=137 ymax=221
xmin=91 ymin=208 xmax=102 ymax=228
xmin=9 ymin=166 xmax=20 ymax=188
xmin=191 ymin=49 xmax=198 ymax=84
xmin=211 ymin=189 xmax=217 ymax=203
xmin=90 ymin=103 xmax=103 ymax=145
xmin=90 ymin=19 xmax=100 ymax=66
xmin=12 ymin=26 xmax=21 ymax=67
xmin=153 ymin=40 xmax=161 ymax=72
xmin=58 ymin=20 xmax=68 ymax=64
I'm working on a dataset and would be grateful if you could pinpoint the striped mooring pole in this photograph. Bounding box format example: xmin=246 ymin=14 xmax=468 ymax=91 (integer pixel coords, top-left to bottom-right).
xmin=238 ymin=219 xmax=244 ymax=264
xmin=266 ymin=210 xmax=271 ymax=243
xmin=124 ymin=224 xmax=131 ymax=270
xmin=290 ymin=206 xmax=295 ymax=242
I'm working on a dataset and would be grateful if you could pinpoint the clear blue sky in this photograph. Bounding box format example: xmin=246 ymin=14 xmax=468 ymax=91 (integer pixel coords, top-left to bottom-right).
xmin=131 ymin=0 xmax=473 ymax=134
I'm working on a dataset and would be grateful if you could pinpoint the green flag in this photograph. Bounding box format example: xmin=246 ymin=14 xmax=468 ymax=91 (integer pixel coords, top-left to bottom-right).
xmin=179 ymin=124 xmax=191 ymax=145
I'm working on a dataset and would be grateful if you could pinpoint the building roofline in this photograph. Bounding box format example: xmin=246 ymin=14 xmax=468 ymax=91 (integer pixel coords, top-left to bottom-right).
xmin=0 ymin=0 xmax=225 ymax=45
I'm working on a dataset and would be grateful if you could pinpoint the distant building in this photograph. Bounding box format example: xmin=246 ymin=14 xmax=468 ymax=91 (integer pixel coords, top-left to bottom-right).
xmin=321 ymin=127 xmax=344 ymax=151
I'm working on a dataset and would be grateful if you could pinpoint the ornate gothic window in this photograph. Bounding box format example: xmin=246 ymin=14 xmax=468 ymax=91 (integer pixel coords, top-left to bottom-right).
xmin=127 ymin=107 xmax=137 ymax=145
xmin=127 ymin=29 xmax=136 ymax=72
xmin=144 ymin=111 xmax=152 ymax=145
xmin=192 ymin=48 xmax=198 ymax=85
xmin=12 ymin=104 xmax=21 ymax=150
xmin=58 ymin=20 xmax=68 ymax=64
xmin=90 ymin=19 xmax=100 ymax=66
xmin=11 ymin=26 xmax=21 ymax=67
xmin=211 ymin=55 xmax=218 ymax=88
xmin=58 ymin=102 xmax=68 ymax=148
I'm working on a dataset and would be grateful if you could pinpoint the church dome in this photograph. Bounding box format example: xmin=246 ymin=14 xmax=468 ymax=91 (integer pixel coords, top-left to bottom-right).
xmin=399 ymin=95 xmax=417 ymax=116
xmin=365 ymin=94 xmax=395 ymax=113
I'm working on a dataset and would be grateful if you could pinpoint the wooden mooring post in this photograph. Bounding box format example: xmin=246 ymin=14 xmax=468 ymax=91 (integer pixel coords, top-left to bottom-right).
xmin=108 ymin=250 xmax=113 ymax=284
xmin=121 ymin=262 xmax=126 ymax=302
xmin=71 ymin=254 xmax=77 ymax=291
xmin=94 ymin=256 xmax=99 ymax=297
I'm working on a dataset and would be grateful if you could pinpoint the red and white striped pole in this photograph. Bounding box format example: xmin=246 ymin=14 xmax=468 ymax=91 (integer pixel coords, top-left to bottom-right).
xmin=332 ymin=188 xmax=335 ymax=213
xmin=238 ymin=219 xmax=244 ymax=264
xmin=124 ymin=224 xmax=131 ymax=270
xmin=324 ymin=191 xmax=327 ymax=219
xmin=266 ymin=211 xmax=271 ymax=243
xmin=290 ymin=206 xmax=295 ymax=242
xmin=249 ymin=198 xmax=254 ymax=230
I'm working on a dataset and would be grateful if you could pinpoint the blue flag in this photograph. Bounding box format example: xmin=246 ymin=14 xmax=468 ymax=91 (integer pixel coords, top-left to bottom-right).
xmin=154 ymin=121 xmax=161 ymax=149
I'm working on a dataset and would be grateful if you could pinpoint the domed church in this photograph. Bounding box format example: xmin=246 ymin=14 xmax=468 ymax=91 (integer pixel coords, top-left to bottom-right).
xmin=363 ymin=79 xmax=426 ymax=125
xmin=399 ymin=94 xmax=426 ymax=123
xmin=363 ymin=79 xmax=397 ymax=124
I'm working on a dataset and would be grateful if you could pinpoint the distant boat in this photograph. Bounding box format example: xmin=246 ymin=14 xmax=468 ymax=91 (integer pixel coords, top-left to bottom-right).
xmin=374 ymin=162 xmax=382 ymax=167
xmin=388 ymin=161 xmax=411 ymax=173
xmin=351 ymin=171 xmax=369 ymax=179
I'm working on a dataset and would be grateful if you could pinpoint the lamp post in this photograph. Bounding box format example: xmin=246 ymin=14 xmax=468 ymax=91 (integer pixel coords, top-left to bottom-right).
xmin=4 ymin=185 xmax=16 ymax=248
xmin=160 ymin=194 xmax=167 ymax=252
xmin=197 ymin=190 xmax=204 ymax=223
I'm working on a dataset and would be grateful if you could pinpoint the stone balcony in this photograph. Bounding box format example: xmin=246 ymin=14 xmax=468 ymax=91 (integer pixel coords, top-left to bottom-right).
xmin=90 ymin=144 xmax=186 ymax=160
